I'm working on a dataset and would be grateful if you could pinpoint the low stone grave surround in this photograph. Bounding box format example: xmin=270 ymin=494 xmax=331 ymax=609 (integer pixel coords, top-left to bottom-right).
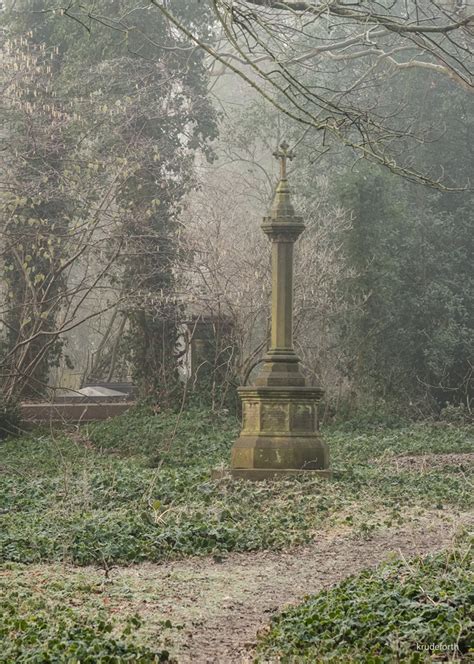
xmin=21 ymin=385 xmax=135 ymax=423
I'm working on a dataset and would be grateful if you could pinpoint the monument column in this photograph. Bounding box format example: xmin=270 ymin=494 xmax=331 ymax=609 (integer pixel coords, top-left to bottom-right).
xmin=230 ymin=142 xmax=330 ymax=480
xmin=272 ymin=238 xmax=294 ymax=350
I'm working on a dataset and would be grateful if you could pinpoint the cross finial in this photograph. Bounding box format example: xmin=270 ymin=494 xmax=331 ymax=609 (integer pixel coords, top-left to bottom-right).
xmin=273 ymin=140 xmax=295 ymax=180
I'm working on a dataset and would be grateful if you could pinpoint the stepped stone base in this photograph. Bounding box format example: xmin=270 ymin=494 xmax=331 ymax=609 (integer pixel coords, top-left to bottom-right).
xmin=230 ymin=385 xmax=330 ymax=477
xmin=213 ymin=468 xmax=331 ymax=481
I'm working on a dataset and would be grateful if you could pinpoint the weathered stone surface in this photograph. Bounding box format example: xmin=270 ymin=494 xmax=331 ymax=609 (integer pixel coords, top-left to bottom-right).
xmin=229 ymin=143 xmax=330 ymax=479
xmin=261 ymin=402 xmax=289 ymax=432
xmin=231 ymin=386 xmax=329 ymax=474
xmin=76 ymin=386 xmax=127 ymax=398
xmin=21 ymin=402 xmax=134 ymax=423
xmin=242 ymin=401 xmax=260 ymax=432
xmin=292 ymin=403 xmax=314 ymax=432
xmin=231 ymin=434 xmax=329 ymax=473
xmin=230 ymin=468 xmax=332 ymax=480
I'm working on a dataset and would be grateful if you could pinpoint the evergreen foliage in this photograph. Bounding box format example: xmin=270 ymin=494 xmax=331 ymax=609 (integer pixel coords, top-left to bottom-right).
xmin=338 ymin=163 xmax=473 ymax=410
xmin=1 ymin=585 xmax=170 ymax=662
xmin=256 ymin=533 xmax=473 ymax=662
xmin=1 ymin=408 xmax=472 ymax=565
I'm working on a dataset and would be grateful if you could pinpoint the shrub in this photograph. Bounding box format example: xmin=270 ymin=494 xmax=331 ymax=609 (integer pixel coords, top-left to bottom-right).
xmin=439 ymin=402 xmax=473 ymax=425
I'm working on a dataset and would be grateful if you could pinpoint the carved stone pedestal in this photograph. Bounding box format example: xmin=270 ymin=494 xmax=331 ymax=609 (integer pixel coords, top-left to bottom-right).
xmin=231 ymin=386 xmax=330 ymax=479
xmin=228 ymin=141 xmax=330 ymax=481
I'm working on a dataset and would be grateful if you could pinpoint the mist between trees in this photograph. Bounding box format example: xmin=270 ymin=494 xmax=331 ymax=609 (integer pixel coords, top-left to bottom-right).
xmin=1 ymin=1 xmax=472 ymax=418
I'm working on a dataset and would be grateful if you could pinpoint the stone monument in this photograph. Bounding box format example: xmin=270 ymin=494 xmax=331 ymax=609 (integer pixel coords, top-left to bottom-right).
xmin=230 ymin=142 xmax=330 ymax=479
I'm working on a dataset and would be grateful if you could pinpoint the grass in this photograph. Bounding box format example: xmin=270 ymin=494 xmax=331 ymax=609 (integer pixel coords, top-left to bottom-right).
xmin=0 ymin=407 xmax=472 ymax=566
xmin=256 ymin=531 xmax=474 ymax=663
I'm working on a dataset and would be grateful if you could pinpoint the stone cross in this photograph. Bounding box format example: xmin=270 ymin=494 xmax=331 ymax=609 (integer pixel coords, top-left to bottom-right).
xmin=273 ymin=141 xmax=295 ymax=180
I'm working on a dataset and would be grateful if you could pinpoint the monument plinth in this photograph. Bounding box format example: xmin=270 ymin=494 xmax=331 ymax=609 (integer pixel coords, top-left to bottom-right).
xmin=230 ymin=142 xmax=330 ymax=480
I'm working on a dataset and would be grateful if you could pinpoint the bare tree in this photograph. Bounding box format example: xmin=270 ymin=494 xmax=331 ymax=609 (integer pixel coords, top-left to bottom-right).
xmin=1 ymin=7 xmax=218 ymax=402
xmin=179 ymin=144 xmax=356 ymax=406
xmin=0 ymin=32 xmax=167 ymax=399
xmin=0 ymin=33 xmax=124 ymax=398
xmin=153 ymin=0 xmax=473 ymax=187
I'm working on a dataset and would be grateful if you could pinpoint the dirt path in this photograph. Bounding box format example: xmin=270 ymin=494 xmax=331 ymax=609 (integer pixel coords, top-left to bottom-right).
xmin=103 ymin=511 xmax=471 ymax=663
xmin=8 ymin=511 xmax=471 ymax=663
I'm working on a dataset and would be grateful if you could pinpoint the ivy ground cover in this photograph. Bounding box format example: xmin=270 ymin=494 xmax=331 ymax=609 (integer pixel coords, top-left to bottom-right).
xmin=256 ymin=532 xmax=473 ymax=662
xmin=1 ymin=407 xmax=472 ymax=566
xmin=0 ymin=407 xmax=473 ymax=661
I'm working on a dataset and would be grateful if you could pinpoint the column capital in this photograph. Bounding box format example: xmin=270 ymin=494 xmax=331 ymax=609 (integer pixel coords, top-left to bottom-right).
xmin=261 ymin=219 xmax=305 ymax=242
